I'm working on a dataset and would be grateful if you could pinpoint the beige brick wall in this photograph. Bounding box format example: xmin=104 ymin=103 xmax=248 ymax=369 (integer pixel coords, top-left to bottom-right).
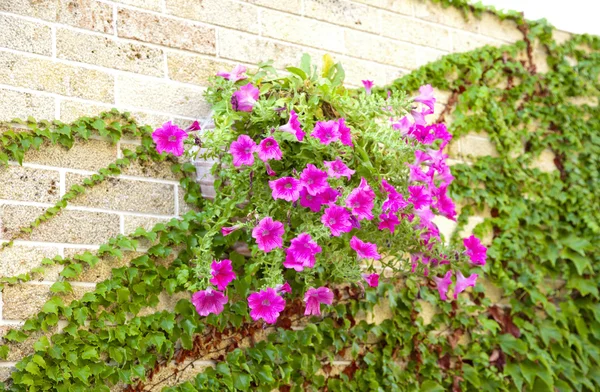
xmin=0 ymin=0 xmax=560 ymax=378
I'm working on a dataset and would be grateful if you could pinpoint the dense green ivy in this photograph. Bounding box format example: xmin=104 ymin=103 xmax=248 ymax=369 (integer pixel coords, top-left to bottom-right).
xmin=0 ymin=2 xmax=598 ymax=391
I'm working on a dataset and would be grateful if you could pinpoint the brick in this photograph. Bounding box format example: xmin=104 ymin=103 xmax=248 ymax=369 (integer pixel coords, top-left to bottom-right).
xmin=338 ymin=56 xmax=390 ymax=86
xmin=0 ymin=89 xmax=55 ymax=122
xmin=0 ymin=166 xmax=60 ymax=203
xmin=0 ymin=367 xmax=13 ymax=380
xmin=414 ymin=0 xmax=476 ymax=32
xmin=59 ymin=100 xmax=170 ymax=128
xmin=381 ymin=12 xmax=450 ymax=51
xmin=530 ymin=149 xmax=556 ymax=173
xmin=0 ymin=52 xmax=114 ymax=103
xmin=0 ymin=327 xmax=54 ymax=361
xmin=117 ymin=8 xmax=216 ymax=55
xmin=460 ymin=134 xmax=498 ymax=158
xmin=0 ymin=204 xmax=120 ymax=244
xmin=167 ymin=53 xmax=232 ymax=86
xmin=345 ymin=30 xmax=416 ymax=69
xmin=112 ymin=0 xmax=162 ymax=11
xmin=415 ymin=47 xmax=446 ymax=68
xmin=140 ymin=359 xmax=212 ymax=390
xmin=432 ymin=215 xmax=457 ymax=244
xmin=304 ymin=0 xmax=380 ymax=33
xmin=352 ymin=0 xmax=413 ymax=15
xmin=120 ymin=142 xmax=182 ymax=180
xmin=0 ymin=244 xmax=62 ymax=280
xmin=56 ymin=28 xmax=164 ymax=77
xmin=2 ymin=283 xmax=93 ymax=319
xmin=242 ymin=0 xmax=301 ymax=13
xmin=260 ymin=9 xmax=345 ymax=53
xmin=24 ymin=138 xmax=117 ymax=172
xmin=553 ymin=30 xmax=572 ymax=45
xmin=451 ymin=31 xmax=502 ymax=53
xmin=123 ymin=215 xmax=171 ymax=236
xmin=478 ymin=13 xmax=522 ymax=43
xmin=165 ymin=0 xmax=259 ymax=33
xmin=65 ymin=173 xmax=176 ymax=214
xmin=64 ymin=248 xmax=143 ymax=282
xmin=116 ymin=74 xmax=210 ymax=118
xmin=0 ymin=14 xmax=52 ymax=56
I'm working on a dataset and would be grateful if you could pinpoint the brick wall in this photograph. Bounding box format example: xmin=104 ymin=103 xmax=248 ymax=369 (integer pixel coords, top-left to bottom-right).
xmin=0 ymin=0 xmax=561 ymax=386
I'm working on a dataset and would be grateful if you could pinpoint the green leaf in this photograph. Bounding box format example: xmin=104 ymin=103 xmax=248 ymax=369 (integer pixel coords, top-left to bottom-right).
xmin=42 ymin=296 xmax=64 ymax=315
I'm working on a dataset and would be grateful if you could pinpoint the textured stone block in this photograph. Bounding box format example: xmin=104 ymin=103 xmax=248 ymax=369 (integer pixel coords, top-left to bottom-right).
xmin=24 ymin=139 xmax=117 ymax=172
xmin=242 ymin=0 xmax=301 ymax=12
xmin=117 ymin=8 xmax=216 ymax=55
xmin=165 ymin=0 xmax=259 ymax=33
xmin=304 ymin=0 xmax=380 ymax=33
xmin=0 ymin=166 xmax=60 ymax=203
xmin=65 ymin=173 xmax=176 ymax=215
xmin=116 ymin=74 xmax=211 ymax=118
xmin=530 ymin=149 xmax=557 ymax=173
xmin=340 ymin=56 xmax=390 ymax=86
xmin=381 ymin=12 xmax=451 ymax=51
xmin=260 ymin=9 xmax=345 ymax=53
xmin=112 ymin=0 xmax=162 ymax=11
xmin=123 ymin=216 xmax=171 ymax=236
xmin=167 ymin=53 xmax=233 ymax=87
xmin=56 ymin=28 xmax=165 ymax=77
xmin=0 ymin=204 xmax=120 ymax=244
xmin=59 ymin=100 xmax=170 ymax=128
xmin=345 ymin=30 xmax=416 ymax=69
xmin=352 ymin=0 xmax=413 ymax=15
xmin=0 ymin=89 xmax=55 ymax=122
xmin=0 ymin=51 xmax=114 ymax=103
xmin=120 ymin=143 xmax=182 ymax=180
xmin=478 ymin=13 xmax=522 ymax=43
xmin=0 ymin=366 xmax=13 ymax=381
xmin=0 ymin=14 xmax=52 ymax=56
xmin=460 ymin=134 xmax=498 ymax=158
xmin=451 ymin=31 xmax=502 ymax=53
xmin=64 ymin=248 xmax=143 ymax=282
xmin=414 ymin=0 xmax=477 ymax=32
xmin=0 ymin=327 xmax=54 ymax=362
xmin=0 ymin=244 xmax=62 ymax=280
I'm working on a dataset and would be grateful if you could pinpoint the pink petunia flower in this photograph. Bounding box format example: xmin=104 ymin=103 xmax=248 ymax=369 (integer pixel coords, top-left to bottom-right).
xmin=311 ymin=120 xmax=340 ymax=145
xmin=433 ymin=123 xmax=452 ymax=149
xmin=275 ymin=282 xmax=292 ymax=295
xmin=283 ymin=233 xmax=322 ymax=271
xmin=321 ymin=205 xmax=353 ymax=237
xmin=247 ymin=288 xmax=286 ymax=324
xmin=229 ymin=135 xmax=257 ymax=167
xmin=221 ymin=225 xmax=240 ymax=236
xmin=463 ymin=235 xmax=487 ymax=266
xmin=346 ymin=178 xmax=376 ymax=221
xmin=337 ymin=118 xmax=353 ymax=147
xmin=433 ymin=185 xmax=456 ymax=220
xmin=304 ymin=287 xmax=334 ymax=316
xmin=324 ymin=158 xmax=355 ymax=180
xmin=269 ymin=177 xmax=302 ymax=202
xmin=362 ymin=273 xmax=379 ymax=287
xmin=408 ymin=164 xmax=431 ymax=183
xmin=210 ymin=259 xmax=237 ymax=291
xmin=411 ymin=109 xmax=427 ymax=126
xmin=152 ymin=121 xmax=188 ymax=156
xmin=191 ymin=288 xmax=228 ymax=316
xmin=362 ymin=80 xmax=374 ymax=95
xmin=381 ymin=179 xmax=409 ymax=213
xmin=217 ymin=64 xmax=247 ymax=83
xmin=265 ymin=163 xmax=277 ymax=176
xmin=392 ymin=116 xmax=413 ymax=136
xmin=252 ymin=217 xmax=285 ymax=252
xmin=318 ymin=186 xmax=341 ymax=206
xmin=299 ymin=188 xmax=323 ymax=212
xmin=454 ymin=270 xmax=478 ymax=299
xmin=408 ymin=185 xmax=432 ymax=210
xmin=257 ymin=137 xmax=282 ymax=162
xmin=350 ymin=236 xmax=381 ymax=260
xmin=279 ymin=109 xmax=305 ymax=141
xmin=433 ymin=271 xmax=452 ymax=301
xmin=378 ymin=212 xmax=400 ymax=233
xmin=414 ymin=84 xmax=436 ymax=115
xmin=300 ymin=164 xmax=329 ymax=196
xmin=186 ymin=120 xmax=201 ymax=132
xmin=415 ymin=206 xmax=436 ymax=231
xmin=232 ymin=83 xmax=259 ymax=112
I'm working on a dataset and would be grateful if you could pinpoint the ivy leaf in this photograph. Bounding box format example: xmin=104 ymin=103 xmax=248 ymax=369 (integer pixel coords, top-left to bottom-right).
xmin=50 ymin=281 xmax=73 ymax=294
xmin=232 ymin=372 xmax=251 ymax=389
xmin=420 ymin=381 xmax=444 ymax=392
xmin=42 ymin=296 xmax=64 ymax=315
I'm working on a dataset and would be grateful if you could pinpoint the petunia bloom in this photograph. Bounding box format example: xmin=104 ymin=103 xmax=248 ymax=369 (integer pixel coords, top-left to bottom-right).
xmin=321 ymin=205 xmax=353 ymax=236
xmin=152 ymin=122 xmax=188 ymax=156
xmin=269 ymin=177 xmax=302 ymax=202
xmin=463 ymin=235 xmax=487 ymax=266
xmin=362 ymin=273 xmax=379 ymax=287
xmin=265 ymin=163 xmax=277 ymax=176
xmin=337 ymin=118 xmax=353 ymax=147
xmin=378 ymin=212 xmax=400 ymax=233
xmin=275 ymin=282 xmax=292 ymax=295
xmin=454 ymin=270 xmax=478 ymax=299
xmin=408 ymin=185 xmax=432 ymax=210
xmin=311 ymin=120 xmax=340 ymax=145
xmin=217 ymin=64 xmax=247 ymax=83
xmin=324 ymin=158 xmax=355 ymax=180
xmin=392 ymin=116 xmax=413 ymax=136
xmin=229 ymin=135 xmax=257 ymax=167
xmin=248 ymin=288 xmax=286 ymax=324
xmin=304 ymin=287 xmax=334 ymax=316
xmin=318 ymin=186 xmax=341 ymax=206
xmin=433 ymin=185 xmax=456 ymax=220
xmin=257 ymin=137 xmax=282 ymax=162
xmin=299 ymin=188 xmax=323 ymax=212
xmin=350 ymin=236 xmax=381 ymax=260
xmin=252 ymin=217 xmax=285 ymax=252
xmin=362 ymin=80 xmax=374 ymax=95
xmin=433 ymin=271 xmax=452 ymax=301
xmin=186 ymin=120 xmax=201 ymax=132
xmin=300 ymin=164 xmax=329 ymax=196
xmin=221 ymin=225 xmax=240 ymax=236
xmin=413 ymin=84 xmax=436 ymax=115
xmin=346 ymin=178 xmax=376 ymax=221
xmin=210 ymin=259 xmax=236 ymax=291
xmin=283 ymin=233 xmax=322 ymax=271
xmin=232 ymin=83 xmax=259 ymax=112
xmin=381 ymin=179 xmax=409 ymax=213
xmin=191 ymin=288 xmax=228 ymax=316
xmin=280 ymin=109 xmax=305 ymax=141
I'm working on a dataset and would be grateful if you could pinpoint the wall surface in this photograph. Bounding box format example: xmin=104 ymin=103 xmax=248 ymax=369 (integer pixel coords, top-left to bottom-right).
xmin=0 ymin=0 xmax=561 ymax=387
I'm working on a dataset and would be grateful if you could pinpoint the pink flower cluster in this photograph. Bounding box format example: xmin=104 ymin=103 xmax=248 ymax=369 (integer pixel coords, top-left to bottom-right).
xmin=191 ymin=259 xmax=236 ymax=317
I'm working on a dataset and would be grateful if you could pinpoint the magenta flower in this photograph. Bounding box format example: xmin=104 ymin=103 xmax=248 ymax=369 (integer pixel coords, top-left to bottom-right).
xmin=337 ymin=118 xmax=353 ymax=147
xmin=434 ymin=185 xmax=456 ymax=220
xmin=324 ymin=158 xmax=355 ymax=180
xmin=411 ymin=109 xmax=427 ymax=126
xmin=257 ymin=137 xmax=282 ymax=162
xmin=247 ymin=288 xmax=286 ymax=324
xmin=275 ymin=282 xmax=292 ymax=294
xmin=414 ymin=150 xmax=433 ymax=166
xmin=318 ymin=186 xmax=341 ymax=206
xmin=152 ymin=121 xmax=188 ymax=156
xmin=300 ymin=188 xmax=323 ymax=212
xmin=350 ymin=236 xmax=381 ymax=260
xmin=269 ymin=177 xmax=302 ymax=202
xmin=210 ymin=259 xmax=236 ymax=291
xmin=321 ymin=205 xmax=353 ymax=237
xmin=217 ymin=64 xmax=247 ymax=83
xmin=414 ymin=84 xmax=436 ymax=115
xmin=378 ymin=212 xmax=400 ymax=233
xmin=229 ymin=135 xmax=257 ymax=167
xmin=300 ymin=164 xmax=329 ymax=196
xmin=433 ymin=271 xmax=452 ymax=301
xmin=191 ymin=288 xmax=228 ymax=316
xmin=304 ymin=287 xmax=334 ymax=316
xmin=346 ymin=178 xmax=376 ymax=221
xmin=408 ymin=185 xmax=432 ymax=210
xmin=463 ymin=235 xmax=487 ymax=266
xmin=381 ymin=179 xmax=409 ymax=213
xmin=221 ymin=225 xmax=240 ymax=236
xmin=433 ymin=123 xmax=452 ymax=148
xmin=186 ymin=120 xmax=201 ymax=132
xmin=408 ymin=164 xmax=431 ymax=183
xmin=392 ymin=116 xmax=413 ymax=136
xmin=232 ymin=83 xmax=259 ymax=112
xmin=362 ymin=273 xmax=379 ymax=287
xmin=252 ymin=217 xmax=284 ymax=252
xmin=311 ymin=120 xmax=340 ymax=145
xmin=265 ymin=163 xmax=277 ymax=176
xmin=283 ymin=233 xmax=321 ymax=271
xmin=362 ymin=80 xmax=374 ymax=95
xmin=454 ymin=270 xmax=478 ymax=299
xmin=280 ymin=110 xmax=305 ymax=141
xmin=415 ymin=206 xmax=436 ymax=231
